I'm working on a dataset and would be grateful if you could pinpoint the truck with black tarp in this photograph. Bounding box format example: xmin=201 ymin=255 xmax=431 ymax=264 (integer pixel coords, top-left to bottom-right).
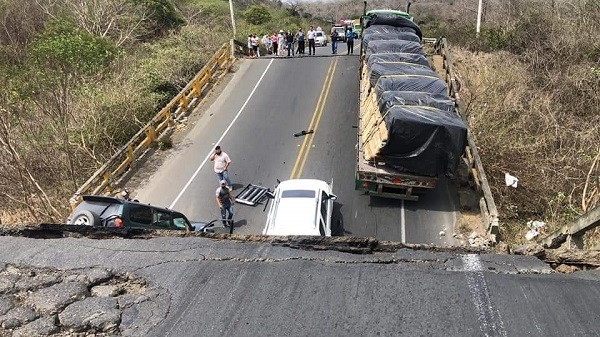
xmin=356 ymin=9 xmax=468 ymax=200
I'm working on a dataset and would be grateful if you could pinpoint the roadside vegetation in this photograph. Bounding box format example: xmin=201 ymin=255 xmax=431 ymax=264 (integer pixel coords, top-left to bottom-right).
xmin=0 ymin=0 xmax=321 ymax=225
xmin=307 ymin=0 xmax=600 ymax=245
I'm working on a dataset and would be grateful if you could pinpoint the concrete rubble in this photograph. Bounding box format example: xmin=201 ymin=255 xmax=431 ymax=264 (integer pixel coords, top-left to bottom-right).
xmin=0 ymin=264 xmax=165 ymax=336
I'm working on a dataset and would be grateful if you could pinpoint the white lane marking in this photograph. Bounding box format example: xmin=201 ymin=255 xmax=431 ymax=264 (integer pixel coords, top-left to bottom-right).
xmin=400 ymin=199 xmax=406 ymax=243
xmin=462 ymin=254 xmax=507 ymax=337
xmin=169 ymin=59 xmax=275 ymax=209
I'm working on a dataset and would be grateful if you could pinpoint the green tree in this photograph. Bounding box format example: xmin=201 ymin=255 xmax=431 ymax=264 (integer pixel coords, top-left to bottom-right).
xmin=244 ymin=5 xmax=272 ymax=25
xmin=30 ymin=19 xmax=117 ymax=78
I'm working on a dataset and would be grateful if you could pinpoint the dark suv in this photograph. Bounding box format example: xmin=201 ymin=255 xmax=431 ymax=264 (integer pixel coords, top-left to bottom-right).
xmin=67 ymin=195 xmax=223 ymax=232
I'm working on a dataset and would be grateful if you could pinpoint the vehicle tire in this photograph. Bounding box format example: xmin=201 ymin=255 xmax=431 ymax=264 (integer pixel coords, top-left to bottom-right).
xmin=71 ymin=210 xmax=99 ymax=226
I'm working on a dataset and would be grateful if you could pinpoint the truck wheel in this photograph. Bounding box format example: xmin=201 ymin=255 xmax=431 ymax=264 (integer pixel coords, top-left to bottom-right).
xmin=71 ymin=210 xmax=99 ymax=226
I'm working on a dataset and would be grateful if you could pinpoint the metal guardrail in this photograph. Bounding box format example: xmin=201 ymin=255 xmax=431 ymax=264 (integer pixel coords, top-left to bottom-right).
xmin=70 ymin=42 xmax=235 ymax=208
xmin=436 ymin=38 xmax=500 ymax=239
xmin=541 ymin=204 xmax=600 ymax=249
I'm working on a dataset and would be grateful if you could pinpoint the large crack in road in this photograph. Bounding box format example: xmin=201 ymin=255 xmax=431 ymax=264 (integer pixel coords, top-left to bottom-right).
xmin=1 ymin=225 xmax=599 ymax=272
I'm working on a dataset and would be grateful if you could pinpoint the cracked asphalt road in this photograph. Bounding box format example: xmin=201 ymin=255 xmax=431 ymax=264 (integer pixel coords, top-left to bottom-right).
xmin=1 ymin=236 xmax=600 ymax=336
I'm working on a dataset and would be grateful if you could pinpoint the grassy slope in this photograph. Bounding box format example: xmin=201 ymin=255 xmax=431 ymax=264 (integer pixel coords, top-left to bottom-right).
xmin=0 ymin=0 xmax=324 ymax=225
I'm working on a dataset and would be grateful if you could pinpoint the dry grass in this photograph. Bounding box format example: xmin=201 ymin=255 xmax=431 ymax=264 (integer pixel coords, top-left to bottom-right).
xmin=452 ymin=46 xmax=600 ymax=245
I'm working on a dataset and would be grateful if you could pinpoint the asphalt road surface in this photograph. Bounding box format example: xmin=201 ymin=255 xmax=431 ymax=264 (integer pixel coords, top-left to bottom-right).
xmin=1 ymin=236 xmax=599 ymax=337
xmin=135 ymin=43 xmax=459 ymax=245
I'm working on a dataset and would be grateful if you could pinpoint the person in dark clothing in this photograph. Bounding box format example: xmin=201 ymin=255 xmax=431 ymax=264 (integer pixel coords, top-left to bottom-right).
xmin=286 ymin=31 xmax=295 ymax=56
xmin=216 ymin=180 xmax=234 ymax=227
xmin=346 ymin=28 xmax=354 ymax=55
xmin=296 ymin=28 xmax=305 ymax=55
xmin=330 ymin=30 xmax=338 ymax=54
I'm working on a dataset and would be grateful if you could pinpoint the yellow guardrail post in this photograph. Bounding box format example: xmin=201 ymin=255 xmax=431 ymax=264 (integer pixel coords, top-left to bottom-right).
xmin=192 ymin=80 xmax=201 ymax=98
xmin=126 ymin=145 xmax=135 ymax=169
xmin=167 ymin=114 xmax=176 ymax=127
xmin=179 ymin=95 xmax=189 ymax=111
xmin=145 ymin=126 xmax=157 ymax=143
xmin=103 ymin=171 xmax=112 ymax=192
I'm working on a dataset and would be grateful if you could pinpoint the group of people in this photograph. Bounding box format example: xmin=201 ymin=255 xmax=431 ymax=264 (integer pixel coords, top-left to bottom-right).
xmin=247 ymin=26 xmax=322 ymax=57
xmin=330 ymin=27 xmax=355 ymax=55
xmin=248 ymin=25 xmax=356 ymax=58
xmin=210 ymin=145 xmax=235 ymax=227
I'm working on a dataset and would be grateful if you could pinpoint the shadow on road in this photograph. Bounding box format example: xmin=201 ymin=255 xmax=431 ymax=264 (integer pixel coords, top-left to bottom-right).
xmin=231 ymin=183 xmax=246 ymax=191
xmin=364 ymin=177 xmax=461 ymax=214
xmin=233 ymin=219 xmax=247 ymax=230
xmin=332 ymin=202 xmax=348 ymax=236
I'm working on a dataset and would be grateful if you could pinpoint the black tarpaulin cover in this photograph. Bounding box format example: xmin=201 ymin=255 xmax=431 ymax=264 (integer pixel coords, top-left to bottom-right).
xmin=365 ymin=40 xmax=424 ymax=58
xmin=378 ymin=106 xmax=467 ymax=176
xmin=368 ymin=62 xmax=437 ymax=87
xmin=375 ymin=75 xmax=447 ymax=98
xmin=362 ymin=25 xmax=418 ymax=37
xmin=378 ymin=91 xmax=455 ymax=113
xmin=367 ymin=53 xmax=430 ymax=68
xmin=364 ymin=14 xmax=422 ymax=40
xmin=362 ymin=32 xmax=420 ymax=50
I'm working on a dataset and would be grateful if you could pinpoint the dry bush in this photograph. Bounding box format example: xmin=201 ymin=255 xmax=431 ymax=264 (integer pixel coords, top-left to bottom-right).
xmin=449 ymin=0 xmax=600 ymax=243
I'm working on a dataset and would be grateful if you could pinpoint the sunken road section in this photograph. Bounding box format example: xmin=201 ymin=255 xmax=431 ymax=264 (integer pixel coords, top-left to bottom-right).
xmin=1 ymin=225 xmax=600 ymax=272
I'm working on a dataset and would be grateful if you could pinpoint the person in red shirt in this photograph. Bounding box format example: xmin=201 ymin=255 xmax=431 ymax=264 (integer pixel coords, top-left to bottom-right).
xmin=271 ymin=32 xmax=278 ymax=56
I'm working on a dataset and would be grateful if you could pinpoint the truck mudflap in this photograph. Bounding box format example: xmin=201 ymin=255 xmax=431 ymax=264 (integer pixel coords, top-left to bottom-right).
xmin=355 ymin=171 xmax=437 ymax=201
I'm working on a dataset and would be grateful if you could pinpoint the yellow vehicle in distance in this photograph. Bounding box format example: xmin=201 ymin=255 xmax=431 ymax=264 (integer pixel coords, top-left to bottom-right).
xmin=353 ymin=18 xmax=362 ymax=38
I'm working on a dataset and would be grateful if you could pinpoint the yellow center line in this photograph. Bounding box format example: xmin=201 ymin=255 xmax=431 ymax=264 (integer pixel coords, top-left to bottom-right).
xmin=296 ymin=57 xmax=338 ymax=178
xmin=289 ymin=59 xmax=335 ymax=179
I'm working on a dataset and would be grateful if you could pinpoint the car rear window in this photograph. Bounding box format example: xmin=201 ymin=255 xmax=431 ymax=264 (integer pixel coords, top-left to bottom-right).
xmin=76 ymin=201 xmax=121 ymax=218
xmin=316 ymin=32 xmax=323 ymax=36
xmin=281 ymin=190 xmax=315 ymax=198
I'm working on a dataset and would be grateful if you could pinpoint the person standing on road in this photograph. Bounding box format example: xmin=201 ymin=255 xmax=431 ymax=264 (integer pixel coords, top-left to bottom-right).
xmin=330 ymin=29 xmax=338 ymax=54
xmin=262 ymin=35 xmax=271 ymax=54
xmin=296 ymin=28 xmax=305 ymax=55
xmin=271 ymin=32 xmax=278 ymax=56
xmin=247 ymin=34 xmax=254 ymax=57
xmin=216 ymin=180 xmax=234 ymax=227
xmin=278 ymin=30 xmax=285 ymax=56
xmin=210 ymin=145 xmax=232 ymax=189
xmin=307 ymin=26 xmax=316 ymax=56
xmin=251 ymin=34 xmax=260 ymax=57
xmin=346 ymin=28 xmax=354 ymax=55
xmin=286 ymin=31 xmax=295 ymax=57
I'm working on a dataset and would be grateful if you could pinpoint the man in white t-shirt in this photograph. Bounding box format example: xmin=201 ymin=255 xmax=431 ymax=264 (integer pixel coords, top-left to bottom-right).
xmin=210 ymin=145 xmax=232 ymax=189
xmin=277 ymin=30 xmax=285 ymax=56
xmin=251 ymin=35 xmax=260 ymax=57
xmin=307 ymin=26 xmax=316 ymax=56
